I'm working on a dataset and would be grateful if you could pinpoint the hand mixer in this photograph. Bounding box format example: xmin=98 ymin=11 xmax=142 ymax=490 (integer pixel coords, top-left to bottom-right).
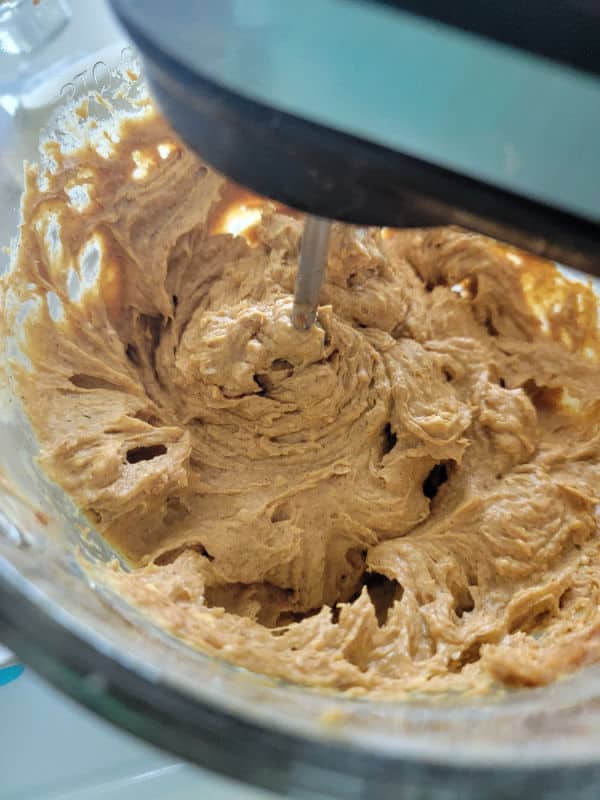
xmin=109 ymin=0 xmax=600 ymax=330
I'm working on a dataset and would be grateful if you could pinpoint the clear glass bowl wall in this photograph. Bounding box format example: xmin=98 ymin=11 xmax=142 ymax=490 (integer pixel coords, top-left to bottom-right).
xmin=2 ymin=38 xmax=600 ymax=800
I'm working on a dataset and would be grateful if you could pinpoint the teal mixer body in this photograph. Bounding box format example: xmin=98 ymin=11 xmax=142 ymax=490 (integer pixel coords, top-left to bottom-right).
xmin=110 ymin=0 xmax=600 ymax=275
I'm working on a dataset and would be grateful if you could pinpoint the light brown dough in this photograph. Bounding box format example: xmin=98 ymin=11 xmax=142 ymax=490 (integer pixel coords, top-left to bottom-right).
xmin=3 ymin=102 xmax=600 ymax=697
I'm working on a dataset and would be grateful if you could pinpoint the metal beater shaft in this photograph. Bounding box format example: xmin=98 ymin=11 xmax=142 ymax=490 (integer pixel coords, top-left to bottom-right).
xmin=292 ymin=216 xmax=331 ymax=330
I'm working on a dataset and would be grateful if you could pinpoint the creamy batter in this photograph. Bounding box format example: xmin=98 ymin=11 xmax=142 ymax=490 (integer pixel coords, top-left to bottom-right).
xmin=3 ymin=101 xmax=600 ymax=697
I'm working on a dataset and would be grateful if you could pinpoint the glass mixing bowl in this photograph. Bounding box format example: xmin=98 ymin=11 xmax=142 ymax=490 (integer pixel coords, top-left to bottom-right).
xmin=2 ymin=29 xmax=600 ymax=800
